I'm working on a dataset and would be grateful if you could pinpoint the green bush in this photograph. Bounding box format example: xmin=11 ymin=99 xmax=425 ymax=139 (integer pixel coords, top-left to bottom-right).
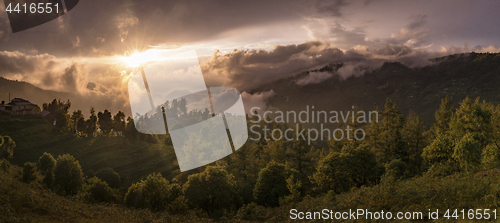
xmin=183 ymin=166 xmax=239 ymax=215
xmin=124 ymin=173 xmax=182 ymax=213
xmin=95 ymin=167 xmax=121 ymax=189
xmin=0 ymin=135 xmax=15 ymax=160
xmin=83 ymin=177 xmax=120 ymax=203
xmin=253 ymin=162 xmax=291 ymax=207
xmin=383 ymin=159 xmax=409 ymax=181
xmin=313 ymin=143 xmax=383 ymax=194
xmin=42 ymin=171 xmax=54 ymax=188
xmin=53 ymin=154 xmax=84 ymax=196
xmin=38 ymin=152 xmax=56 ymax=175
xmin=22 ymin=162 xmax=37 ymax=183
xmin=235 ymin=202 xmax=268 ymax=221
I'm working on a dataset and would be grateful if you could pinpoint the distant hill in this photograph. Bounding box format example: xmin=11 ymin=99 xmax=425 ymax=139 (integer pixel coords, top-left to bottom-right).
xmin=0 ymin=77 xmax=127 ymax=116
xmin=255 ymin=52 xmax=500 ymax=126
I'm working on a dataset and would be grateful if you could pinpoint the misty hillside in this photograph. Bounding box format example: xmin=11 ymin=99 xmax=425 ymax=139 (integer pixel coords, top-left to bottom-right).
xmin=0 ymin=78 xmax=123 ymax=116
xmin=0 ymin=77 xmax=68 ymax=107
xmin=256 ymin=52 xmax=500 ymax=126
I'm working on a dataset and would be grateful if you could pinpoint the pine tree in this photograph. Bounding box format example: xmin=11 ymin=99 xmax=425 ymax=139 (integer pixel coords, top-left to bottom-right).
xmin=402 ymin=110 xmax=425 ymax=175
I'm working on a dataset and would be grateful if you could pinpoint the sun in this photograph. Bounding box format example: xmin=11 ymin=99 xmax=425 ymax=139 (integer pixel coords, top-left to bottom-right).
xmin=120 ymin=49 xmax=161 ymax=67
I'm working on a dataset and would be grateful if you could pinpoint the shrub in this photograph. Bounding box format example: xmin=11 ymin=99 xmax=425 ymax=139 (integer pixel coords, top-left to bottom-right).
xmin=42 ymin=171 xmax=54 ymax=188
xmin=38 ymin=152 xmax=56 ymax=175
xmin=314 ymin=143 xmax=383 ymax=194
xmin=235 ymin=202 xmax=268 ymax=221
xmin=22 ymin=162 xmax=37 ymax=183
xmin=183 ymin=166 xmax=239 ymax=215
xmin=84 ymin=177 xmax=120 ymax=203
xmin=253 ymin=162 xmax=290 ymax=207
xmin=53 ymin=154 xmax=84 ymax=196
xmin=95 ymin=167 xmax=121 ymax=189
xmin=124 ymin=173 xmax=181 ymax=213
xmin=383 ymin=159 xmax=410 ymax=181
xmin=0 ymin=135 xmax=15 ymax=160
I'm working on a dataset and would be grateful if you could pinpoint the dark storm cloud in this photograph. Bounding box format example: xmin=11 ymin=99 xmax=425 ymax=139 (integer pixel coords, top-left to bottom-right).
xmin=0 ymin=0 xmax=326 ymax=57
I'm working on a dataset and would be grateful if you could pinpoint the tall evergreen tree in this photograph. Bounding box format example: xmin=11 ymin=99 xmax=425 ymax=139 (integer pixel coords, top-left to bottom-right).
xmin=402 ymin=110 xmax=426 ymax=175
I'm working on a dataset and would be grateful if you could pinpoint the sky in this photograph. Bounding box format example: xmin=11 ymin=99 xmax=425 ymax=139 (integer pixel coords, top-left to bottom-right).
xmin=0 ymin=0 xmax=499 ymax=116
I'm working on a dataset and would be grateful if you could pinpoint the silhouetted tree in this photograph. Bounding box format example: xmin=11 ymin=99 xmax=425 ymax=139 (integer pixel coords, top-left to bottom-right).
xmin=53 ymin=154 xmax=84 ymax=196
xmin=98 ymin=110 xmax=113 ymax=135
xmin=84 ymin=107 xmax=98 ymax=136
xmin=113 ymin=111 xmax=126 ymax=135
xmin=43 ymin=99 xmax=71 ymax=129
xmin=71 ymin=110 xmax=84 ymax=133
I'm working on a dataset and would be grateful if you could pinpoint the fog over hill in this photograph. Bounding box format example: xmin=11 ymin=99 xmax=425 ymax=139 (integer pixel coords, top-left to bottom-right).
xmin=254 ymin=52 xmax=500 ymax=126
xmin=1 ymin=52 xmax=499 ymax=125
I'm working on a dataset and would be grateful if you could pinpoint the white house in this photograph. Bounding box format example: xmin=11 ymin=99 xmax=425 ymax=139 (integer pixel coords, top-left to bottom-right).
xmin=0 ymin=98 xmax=38 ymax=116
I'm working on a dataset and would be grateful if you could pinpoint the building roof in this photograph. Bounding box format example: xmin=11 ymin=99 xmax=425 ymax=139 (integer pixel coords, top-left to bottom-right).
xmin=6 ymin=98 xmax=37 ymax=106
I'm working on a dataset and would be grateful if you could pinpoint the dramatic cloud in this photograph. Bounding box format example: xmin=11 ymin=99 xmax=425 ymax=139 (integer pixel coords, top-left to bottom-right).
xmin=201 ymin=41 xmax=365 ymax=91
xmin=1 ymin=0 xmax=500 ymax=117
xmin=0 ymin=51 xmax=87 ymax=93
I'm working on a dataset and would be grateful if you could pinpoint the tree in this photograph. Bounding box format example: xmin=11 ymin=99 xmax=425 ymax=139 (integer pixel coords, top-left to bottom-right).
xmin=113 ymin=111 xmax=126 ymax=134
xmin=378 ymin=99 xmax=406 ymax=163
xmin=38 ymin=152 xmax=56 ymax=174
xmin=95 ymin=167 xmax=120 ymax=189
xmin=38 ymin=152 xmax=56 ymax=188
xmin=366 ymin=100 xmax=405 ymax=164
xmin=253 ymin=161 xmax=292 ymax=207
xmin=43 ymin=99 xmax=71 ymax=129
xmin=84 ymin=177 xmax=120 ymax=203
xmin=285 ymin=124 xmax=320 ymax=195
xmin=84 ymin=107 xmax=98 ymax=136
xmin=53 ymin=154 xmax=84 ymax=196
xmin=225 ymin=142 xmax=261 ymax=204
xmin=423 ymin=97 xmax=492 ymax=173
xmin=429 ymin=96 xmax=454 ymax=139
xmin=453 ymin=133 xmax=481 ymax=172
xmin=314 ymin=143 xmax=383 ymax=194
xmin=124 ymin=117 xmax=138 ymax=139
xmin=22 ymin=162 xmax=38 ymax=183
xmin=402 ymin=111 xmax=426 ymax=176
xmin=71 ymin=110 xmax=84 ymax=133
xmin=0 ymin=135 xmax=15 ymax=160
xmin=98 ymin=110 xmax=113 ymax=135
xmin=124 ymin=173 xmax=180 ymax=212
xmin=382 ymin=159 xmax=409 ymax=181
xmin=183 ymin=166 xmax=238 ymax=214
